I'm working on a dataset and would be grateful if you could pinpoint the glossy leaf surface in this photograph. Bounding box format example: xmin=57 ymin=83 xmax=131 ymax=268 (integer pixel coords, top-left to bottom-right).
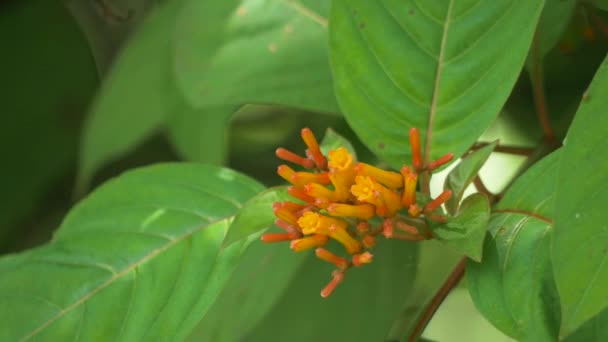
xmin=0 ymin=164 xmax=264 ymax=341
xmin=329 ymin=0 xmax=543 ymax=168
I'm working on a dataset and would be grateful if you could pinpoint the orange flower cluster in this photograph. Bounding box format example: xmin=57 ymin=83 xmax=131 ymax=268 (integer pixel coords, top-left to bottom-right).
xmin=263 ymin=127 xmax=454 ymax=297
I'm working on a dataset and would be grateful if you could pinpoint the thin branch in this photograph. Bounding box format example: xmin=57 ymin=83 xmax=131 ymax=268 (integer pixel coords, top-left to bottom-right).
xmin=493 ymin=209 xmax=553 ymax=224
xmin=407 ymin=257 xmax=467 ymax=342
xmin=473 ymin=176 xmax=497 ymax=204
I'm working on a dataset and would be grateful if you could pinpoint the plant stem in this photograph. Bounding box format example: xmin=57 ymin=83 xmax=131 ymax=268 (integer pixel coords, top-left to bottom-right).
xmin=406 ymin=257 xmax=467 ymax=342
xmin=473 ymin=176 xmax=497 ymax=204
xmin=530 ymin=32 xmax=556 ymax=145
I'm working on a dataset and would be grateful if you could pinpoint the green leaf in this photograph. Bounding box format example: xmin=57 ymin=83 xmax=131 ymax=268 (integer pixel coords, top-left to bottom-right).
xmin=444 ymin=141 xmax=496 ymax=214
xmin=565 ymin=308 xmax=608 ymax=342
xmin=77 ymin=1 xmax=190 ymax=192
xmin=248 ymin=240 xmax=418 ymax=341
xmin=186 ymin=239 xmax=310 ymax=342
xmin=166 ymin=105 xmax=236 ymax=164
xmin=552 ymin=55 xmax=608 ymax=338
xmin=432 ymin=194 xmax=489 ymax=262
xmin=329 ymin=0 xmax=543 ymax=168
xmin=0 ymin=163 xmax=264 ymax=341
xmin=532 ymin=0 xmax=577 ymax=62
xmin=174 ymin=0 xmax=338 ymax=113
xmin=0 ymin=0 xmax=97 ymax=250
xmin=320 ymin=128 xmax=358 ymax=160
xmin=467 ymin=151 xmax=561 ymax=341
xmin=223 ymin=186 xmax=291 ymax=246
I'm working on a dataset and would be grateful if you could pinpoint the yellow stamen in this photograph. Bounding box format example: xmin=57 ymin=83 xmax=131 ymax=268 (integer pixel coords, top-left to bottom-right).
xmin=290 ymin=234 xmax=328 ymax=252
xmin=327 ymin=203 xmax=375 ymax=220
xmin=355 ymin=162 xmax=403 ymax=189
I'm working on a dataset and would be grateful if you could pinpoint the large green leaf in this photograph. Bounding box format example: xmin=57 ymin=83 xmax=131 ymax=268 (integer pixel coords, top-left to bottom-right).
xmin=329 ymin=0 xmax=543 ymax=168
xmin=552 ymin=55 xmax=608 ymax=338
xmin=186 ymin=239 xmax=310 ymax=341
xmin=467 ymin=151 xmax=561 ymax=341
xmin=174 ymin=0 xmax=338 ymax=113
xmin=0 ymin=164 xmax=264 ymax=341
xmin=248 ymin=240 xmax=418 ymax=341
xmin=532 ymin=0 xmax=577 ymax=62
xmin=433 ymin=193 xmax=490 ymax=262
xmin=76 ymin=1 xmax=190 ymax=193
xmin=0 ymin=0 xmax=97 ymax=250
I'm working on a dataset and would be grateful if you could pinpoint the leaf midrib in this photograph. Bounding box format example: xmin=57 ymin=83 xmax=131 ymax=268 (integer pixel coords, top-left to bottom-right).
xmin=424 ymin=0 xmax=453 ymax=164
xmin=20 ymin=216 xmax=233 ymax=341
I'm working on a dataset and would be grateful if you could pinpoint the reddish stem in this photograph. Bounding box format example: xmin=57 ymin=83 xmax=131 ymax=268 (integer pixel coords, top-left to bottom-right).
xmin=407 ymin=257 xmax=467 ymax=342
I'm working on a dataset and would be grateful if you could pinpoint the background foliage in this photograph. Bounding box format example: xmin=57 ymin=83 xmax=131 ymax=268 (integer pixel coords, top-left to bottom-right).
xmin=1 ymin=0 xmax=608 ymax=341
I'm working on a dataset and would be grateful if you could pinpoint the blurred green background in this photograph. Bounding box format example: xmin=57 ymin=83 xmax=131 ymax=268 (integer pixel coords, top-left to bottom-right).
xmin=1 ymin=1 xmax=606 ymax=341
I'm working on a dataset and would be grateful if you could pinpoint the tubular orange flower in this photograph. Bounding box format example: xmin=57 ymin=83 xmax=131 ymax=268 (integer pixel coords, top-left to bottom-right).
xmin=316 ymin=248 xmax=349 ymax=269
xmin=351 ymin=176 xmax=401 ymax=216
xmin=355 ymin=162 xmax=403 ymax=189
xmin=275 ymin=147 xmax=315 ymax=169
xmin=321 ymin=270 xmax=344 ymax=298
xmin=290 ymin=234 xmax=329 ymax=252
xmin=382 ymin=219 xmax=394 ymax=238
xmin=410 ymin=128 xmax=422 ymax=170
xmin=428 ymin=153 xmax=454 ymax=171
xmin=328 ymin=147 xmax=356 ymax=201
xmin=287 ymin=186 xmax=316 ymax=204
xmin=329 ymin=225 xmax=362 ymax=254
xmin=327 ymin=203 xmax=375 ymax=220
xmin=424 ymin=190 xmax=453 ymax=213
xmin=356 ymin=221 xmax=370 ymax=234
xmin=277 ymin=164 xmax=296 ymax=184
xmin=301 ymin=128 xmax=327 ymax=169
xmin=261 ymin=232 xmax=299 ymax=243
xmin=298 ymin=211 xmax=348 ymax=235
xmin=304 ymin=183 xmax=338 ymax=202
xmin=291 ymin=171 xmax=331 ymax=187
xmin=273 ymin=203 xmax=299 ymax=226
xmin=401 ymin=166 xmax=418 ymax=207
xmin=352 ymin=252 xmax=373 ymax=267
xmin=275 ymin=219 xmax=300 ymax=234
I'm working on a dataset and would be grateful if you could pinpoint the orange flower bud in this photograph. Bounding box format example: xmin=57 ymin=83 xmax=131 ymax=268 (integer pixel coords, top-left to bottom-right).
xmin=273 ymin=204 xmax=298 ymax=226
xmin=287 ymin=186 xmax=316 ymax=204
xmin=408 ymin=204 xmax=422 ymax=218
xmin=290 ymin=234 xmax=328 ymax=252
xmin=321 ymin=270 xmax=344 ymax=298
xmin=275 ymin=219 xmax=301 ymax=234
xmin=395 ymin=221 xmax=418 ymax=235
xmin=315 ymin=248 xmax=349 ymax=269
xmin=301 ymin=128 xmax=327 ymax=169
xmin=424 ymin=190 xmax=452 ymax=213
xmin=410 ymin=128 xmax=422 ymax=170
xmin=428 ymin=153 xmax=454 ymax=171
xmin=382 ymin=219 xmax=393 ymax=238
xmin=328 ymin=147 xmax=356 ymax=201
xmin=362 ymin=235 xmax=376 ymax=248
xmin=276 ymin=148 xmax=315 ymax=168
xmin=356 ymin=221 xmax=370 ymax=234
xmin=401 ymin=167 xmax=418 ymax=207
xmin=327 ymin=203 xmax=375 ymax=220
xmin=291 ymin=171 xmax=331 ymax=187
xmin=277 ymin=164 xmax=296 ymax=184
xmin=355 ymin=162 xmax=403 ymax=189
xmin=352 ymin=252 xmax=373 ymax=267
